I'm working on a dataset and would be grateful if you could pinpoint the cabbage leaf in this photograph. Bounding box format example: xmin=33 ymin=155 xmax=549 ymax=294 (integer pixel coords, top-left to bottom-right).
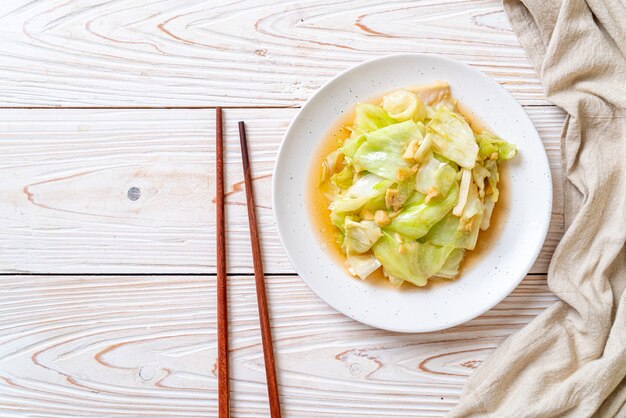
xmin=382 ymin=89 xmax=427 ymax=122
xmin=436 ymin=248 xmax=465 ymax=279
xmin=346 ymin=254 xmax=381 ymax=280
xmin=344 ymin=218 xmax=383 ymax=254
xmin=477 ymin=131 xmax=517 ymax=161
xmin=415 ymin=152 xmax=457 ymax=197
xmin=386 ymin=181 xmax=459 ymax=239
xmin=352 ymin=120 xmax=422 ymax=180
xmin=353 ymin=103 xmax=396 ymax=134
xmin=329 ymin=173 xmax=391 ymax=213
xmin=373 ymin=232 xmax=426 ymax=286
xmin=427 ymin=107 xmax=478 ymax=168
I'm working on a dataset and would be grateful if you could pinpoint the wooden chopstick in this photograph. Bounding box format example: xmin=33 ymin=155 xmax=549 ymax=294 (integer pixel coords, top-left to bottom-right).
xmin=238 ymin=121 xmax=282 ymax=418
xmin=216 ymin=108 xmax=230 ymax=418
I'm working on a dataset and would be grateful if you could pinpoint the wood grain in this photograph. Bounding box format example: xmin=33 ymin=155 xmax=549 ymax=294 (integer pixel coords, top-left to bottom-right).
xmin=0 ymin=0 xmax=546 ymax=108
xmin=0 ymin=274 xmax=558 ymax=417
xmin=0 ymin=1 xmax=566 ymax=416
xmin=0 ymin=106 xmax=565 ymax=274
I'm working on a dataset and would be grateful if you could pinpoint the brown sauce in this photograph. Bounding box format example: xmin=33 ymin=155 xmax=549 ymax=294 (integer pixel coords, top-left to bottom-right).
xmin=307 ymin=110 xmax=354 ymax=267
xmin=307 ymin=89 xmax=510 ymax=289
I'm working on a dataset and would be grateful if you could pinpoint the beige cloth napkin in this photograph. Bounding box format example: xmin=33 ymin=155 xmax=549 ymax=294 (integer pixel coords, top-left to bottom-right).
xmin=448 ymin=0 xmax=626 ymax=417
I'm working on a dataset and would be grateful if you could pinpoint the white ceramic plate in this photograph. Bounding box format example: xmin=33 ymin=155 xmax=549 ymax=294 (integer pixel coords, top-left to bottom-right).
xmin=272 ymin=54 xmax=552 ymax=333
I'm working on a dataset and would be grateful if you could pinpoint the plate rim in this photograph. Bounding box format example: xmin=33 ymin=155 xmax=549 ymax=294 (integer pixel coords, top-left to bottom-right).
xmin=272 ymin=53 xmax=553 ymax=333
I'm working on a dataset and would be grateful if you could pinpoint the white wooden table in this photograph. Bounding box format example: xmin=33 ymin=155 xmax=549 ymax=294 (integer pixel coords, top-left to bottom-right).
xmin=0 ymin=1 xmax=564 ymax=416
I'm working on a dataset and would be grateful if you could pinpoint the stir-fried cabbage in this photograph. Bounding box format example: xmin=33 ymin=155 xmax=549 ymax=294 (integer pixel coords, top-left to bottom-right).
xmin=415 ymin=152 xmax=457 ymax=197
xmin=353 ymin=103 xmax=396 ymax=135
xmin=318 ymin=82 xmax=517 ymax=287
xmin=437 ymin=248 xmax=465 ymax=279
xmin=428 ymin=107 xmax=479 ymax=169
xmin=387 ymin=182 xmax=459 ymax=239
xmin=372 ymin=232 xmax=426 ymax=286
xmin=329 ymin=173 xmax=391 ymax=213
xmin=382 ymin=89 xmax=427 ymax=122
xmin=346 ymin=254 xmax=382 ymax=280
xmin=352 ymin=120 xmax=422 ymax=180
xmin=344 ymin=217 xmax=382 ymax=254
xmin=477 ymin=131 xmax=517 ymax=161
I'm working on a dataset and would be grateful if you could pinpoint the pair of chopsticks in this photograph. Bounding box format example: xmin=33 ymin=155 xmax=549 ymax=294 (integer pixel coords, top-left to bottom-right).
xmin=215 ymin=107 xmax=282 ymax=418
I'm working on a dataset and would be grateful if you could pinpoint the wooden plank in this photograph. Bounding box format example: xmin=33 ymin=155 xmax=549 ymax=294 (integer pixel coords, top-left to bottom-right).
xmin=0 ymin=107 xmax=565 ymax=274
xmin=0 ymin=109 xmax=214 ymax=273
xmin=224 ymin=106 xmax=566 ymax=275
xmin=0 ymin=0 xmax=547 ymax=108
xmin=0 ymin=274 xmax=557 ymax=417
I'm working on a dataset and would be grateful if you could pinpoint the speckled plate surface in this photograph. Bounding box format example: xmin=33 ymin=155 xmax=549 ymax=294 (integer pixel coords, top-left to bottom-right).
xmin=272 ymin=54 xmax=552 ymax=333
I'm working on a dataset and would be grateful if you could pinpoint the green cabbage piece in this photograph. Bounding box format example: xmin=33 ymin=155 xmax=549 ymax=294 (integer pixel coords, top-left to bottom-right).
xmin=321 ymin=149 xmax=343 ymax=182
xmin=427 ymin=107 xmax=478 ymax=169
xmin=459 ymin=183 xmax=485 ymax=250
xmin=397 ymin=177 xmax=416 ymax=201
xmin=346 ymin=254 xmax=381 ymax=280
xmin=386 ymin=273 xmax=405 ymax=288
xmin=386 ymin=181 xmax=459 ymax=239
xmin=330 ymin=165 xmax=355 ymax=190
xmin=385 ymin=176 xmax=416 ymax=211
xmin=319 ymin=150 xmax=345 ymax=200
xmin=421 ymin=212 xmax=479 ymax=250
xmin=432 ymin=152 xmax=460 ymax=171
xmin=340 ymin=134 xmax=366 ymax=159
xmin=418 ymin=243 xmax=455 ymax=278
xmin=344 ymin=217 xmax=382 ymax=254
xmin=460 ymin=182 xmax=484 ymax=226
xmin=353 ymin=103 xmax=396 ymax=134
xmin=477 ymin=131 xmax=517 ymax=161
xmin=330 ymin=211 xmax=348 ymax=231
xmin=329 ymin=174 xmax=391 ymax=213
xmin=415 ymin=152 xmax=457 ymax=196
xmin=404 ymin=191 xmax=426 ymax=206
xmin=481 ymin=198 xmax=496 ymax=230
xmin=460 ymin=216 xmax=482 ymax=251
xmin=484 ymin=159 xmax=500 ymax=202
xmin=372 ymin=232 xmax=426 ymax=286
xmin=472 ymin=164 xmax=491 ymax=195
xmin=363 ymin=193 xmax=388 ymax=212
xmin=372 ymin=232 xmax=455 ymax=286
xmin=352 ymin=120 xmax=422 ymax=180
xmin=436 ymin=248 xmax=465 ymax=279
xmin=413 ymin=133 xmax=433 ymax=163
xmin=453 ymin=168 xmax=472 ymax=217
xmin=421 ymin=213 xmax=469 ymax=248
xmin=381 ymin=89 xmax=427 ymax=122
